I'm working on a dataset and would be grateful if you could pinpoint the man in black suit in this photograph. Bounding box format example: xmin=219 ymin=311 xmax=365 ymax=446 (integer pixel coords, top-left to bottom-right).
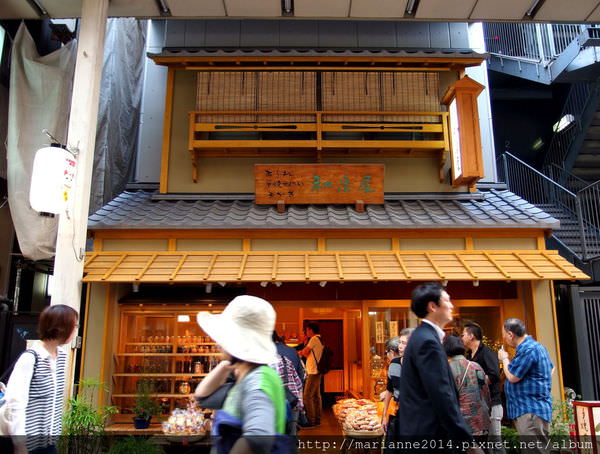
xmin=396 ymin=282 xmax=472 ymax=451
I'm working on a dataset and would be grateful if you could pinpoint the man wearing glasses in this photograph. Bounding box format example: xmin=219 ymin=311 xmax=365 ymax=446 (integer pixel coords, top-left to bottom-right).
xmin=461 ymin=322 xmax=504 ymax=454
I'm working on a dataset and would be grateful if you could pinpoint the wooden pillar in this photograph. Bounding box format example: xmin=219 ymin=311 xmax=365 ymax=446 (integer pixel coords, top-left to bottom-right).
xmin=50 ymin=0 xmax=108 ymax=395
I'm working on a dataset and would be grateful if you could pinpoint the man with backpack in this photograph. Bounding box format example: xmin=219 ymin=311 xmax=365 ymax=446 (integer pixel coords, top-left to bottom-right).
xmin=299 ymin=322 xmax=324 ymax=427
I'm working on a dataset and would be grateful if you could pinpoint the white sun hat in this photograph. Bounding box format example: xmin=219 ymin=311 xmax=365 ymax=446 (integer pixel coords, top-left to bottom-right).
xmin=196 ymin=295 xmax=277 ymax=365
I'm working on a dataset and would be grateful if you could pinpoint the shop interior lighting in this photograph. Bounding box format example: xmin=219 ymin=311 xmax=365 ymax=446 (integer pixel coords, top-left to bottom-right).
xmin=218 ymin=282 xmax=227 ymax=287
xmin=442 ymin=280 xmax=448 ymax=287
xmin=177 ymin=315 xmax=191 ymax=323
xmin=319 ymin=281 xmax=327 ymax=287
xmin=260 ymin=281 xmax=269 ymax=287
xmin=132 ymin=283 xmax=140 ymax=293
xmin=205 ymin=283 xmax=212 ymax=294
xmin=473 ymin=280 xmax=480 ymax=287
xmin=274 ymin=281 xmax=283 ymax=287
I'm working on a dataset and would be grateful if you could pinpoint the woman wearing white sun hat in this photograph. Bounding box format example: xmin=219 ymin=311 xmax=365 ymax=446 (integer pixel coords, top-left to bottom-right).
xmin=194 ymin=295 xmax=289 ymax=454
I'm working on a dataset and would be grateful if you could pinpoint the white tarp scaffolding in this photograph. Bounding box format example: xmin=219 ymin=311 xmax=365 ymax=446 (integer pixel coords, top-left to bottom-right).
xmin=7 ymin=20 xmax=146 ymax=261
xmin=7 ymin=23 xmax=76 ymax=261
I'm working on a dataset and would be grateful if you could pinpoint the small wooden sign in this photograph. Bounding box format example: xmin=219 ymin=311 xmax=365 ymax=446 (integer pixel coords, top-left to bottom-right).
xmin=255 ymin=164 xmax=384 ymax=205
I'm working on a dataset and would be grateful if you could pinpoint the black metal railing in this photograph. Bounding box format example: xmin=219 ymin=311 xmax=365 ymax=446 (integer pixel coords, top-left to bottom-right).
xmin=544 ymin=82 xmax=597 ymax=169
xmin=501 ymin=152 xmax=600 ymax=261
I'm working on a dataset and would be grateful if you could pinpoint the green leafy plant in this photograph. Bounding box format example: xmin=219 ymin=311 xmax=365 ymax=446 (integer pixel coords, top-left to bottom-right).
xmin=107 ymin=436 xmax=164 ymax=454
xmin=59 ymin=377 xmax=118 ymax=454
xmin=501 ymin=425 xmax=521 ymax=454
xmin=549 ymin=397 xmax=575 ymax=445
xmin=133 ymin=379 xmax=161 ymax=420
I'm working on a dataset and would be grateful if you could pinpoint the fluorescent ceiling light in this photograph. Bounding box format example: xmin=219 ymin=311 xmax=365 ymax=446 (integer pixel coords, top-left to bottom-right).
xmin=177 ymin=315 xmax=191 ymax=322
xmin=553 ymin=114 xmax=575 ymax=133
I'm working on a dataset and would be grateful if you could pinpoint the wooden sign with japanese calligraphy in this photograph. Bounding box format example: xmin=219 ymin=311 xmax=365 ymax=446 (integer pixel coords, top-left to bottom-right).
xmin=255 ymin=164 xmax=384 ymax=205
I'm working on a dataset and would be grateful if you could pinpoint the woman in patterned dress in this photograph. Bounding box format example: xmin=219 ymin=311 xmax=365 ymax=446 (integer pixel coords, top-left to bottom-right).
xmin=443 ymin=334 xmax=491 ymax=437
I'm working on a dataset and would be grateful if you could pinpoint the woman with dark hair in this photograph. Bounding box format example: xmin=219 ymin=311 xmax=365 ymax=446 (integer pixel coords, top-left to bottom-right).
xmin=4 ymin=304 xmax=79 ymax=454
xmin=443 ymin=335 xmax=491 ymax=439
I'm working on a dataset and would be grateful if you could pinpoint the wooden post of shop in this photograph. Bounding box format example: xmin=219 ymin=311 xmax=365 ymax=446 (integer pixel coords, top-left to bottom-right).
xmin=50 ymin=0 xmax=108 ymax=397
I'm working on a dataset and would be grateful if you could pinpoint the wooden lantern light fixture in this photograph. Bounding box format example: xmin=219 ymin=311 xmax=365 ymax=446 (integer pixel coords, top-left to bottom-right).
xmin=441 ymin=76 xmax=485 ymax=188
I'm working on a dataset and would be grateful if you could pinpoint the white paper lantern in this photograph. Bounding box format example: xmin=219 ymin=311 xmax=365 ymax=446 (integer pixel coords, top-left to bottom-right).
xmin=29 ymin=146 xmax=77 ymax=214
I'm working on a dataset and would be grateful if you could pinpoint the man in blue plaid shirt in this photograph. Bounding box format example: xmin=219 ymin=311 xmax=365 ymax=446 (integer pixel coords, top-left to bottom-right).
xmin=498 ymin=318 xmax=553 ymax=454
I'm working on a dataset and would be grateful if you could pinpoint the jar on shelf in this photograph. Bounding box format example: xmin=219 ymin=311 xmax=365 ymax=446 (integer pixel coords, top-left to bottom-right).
xmin=178 ymin=381 xmax=191 ymax=394
xmin=370 ymin=348 xmax=385 ymax=379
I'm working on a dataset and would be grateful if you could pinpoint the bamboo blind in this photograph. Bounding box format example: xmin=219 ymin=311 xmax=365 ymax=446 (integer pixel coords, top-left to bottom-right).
xmin=196 ymin=71 xmax=440 ymax=123
xmin=381 ymin=73 xmax=440 ymax=122
xmin=258 ymin=72 xmax=316 ymax=122
xmin=321 ymin=72 xmax=382 ymax=122
xmin=196 ymin=72 xmax=257 ymax=122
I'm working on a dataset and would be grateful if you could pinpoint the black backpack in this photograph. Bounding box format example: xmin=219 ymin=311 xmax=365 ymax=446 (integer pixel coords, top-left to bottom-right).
xmin=312 ymin=337 xmax=334 ymax=375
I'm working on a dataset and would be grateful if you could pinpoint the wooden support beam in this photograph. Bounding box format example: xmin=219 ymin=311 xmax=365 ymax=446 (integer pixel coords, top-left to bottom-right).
xmin=454 ymin=253 xmax=478 ymax=279
xmin=135 ymin=254 xmax=158 ymax=281
xmin=335 ymin=253 xmax=344 ymax=280
xmin=203 ymin=255 xmax=217 ymax=280
xmin=101 ymin=255 xmax=126 ymax=281
xmin=271 ymin=254 xmax=279 ymax=281
xmin=541 ymin=252 xmax=577 ymax=279
xmin=425 ymin=252 xmax=445 ymax=279
xmin=514 ymin=253 xmax=544 ymax=278
xmin=483 ymin=252 xmax=511 ymax=279
xmin=237 ymin=254 xmax=249 ymax=280
xmin=394 ymin=252 xmax=411 ymax=279
xmin=365 ymin=253 xmax=378 ymax=280
xmin=170 ymin=254 xmax=188 ymax=281
xmin=304 ymin=254 xmax=310 ymax=280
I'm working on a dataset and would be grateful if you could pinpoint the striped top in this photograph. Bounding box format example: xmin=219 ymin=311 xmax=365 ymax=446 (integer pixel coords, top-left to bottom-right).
xmin=5 ymin=342 xmax=67 ymax=450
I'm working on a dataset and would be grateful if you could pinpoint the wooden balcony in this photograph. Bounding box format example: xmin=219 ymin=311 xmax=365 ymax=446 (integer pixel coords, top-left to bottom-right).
xmin=187 ymin=110 xmax=450 ymax=182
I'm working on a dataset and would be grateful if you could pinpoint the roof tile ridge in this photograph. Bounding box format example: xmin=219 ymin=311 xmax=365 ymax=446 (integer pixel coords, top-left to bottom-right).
xmin=490 ymin=189 xmax=555 ymax=221
xmin=432 ymin=199 xmax=470 ymax=224
xmin=451 ymin=199 xmax=498 ymax=224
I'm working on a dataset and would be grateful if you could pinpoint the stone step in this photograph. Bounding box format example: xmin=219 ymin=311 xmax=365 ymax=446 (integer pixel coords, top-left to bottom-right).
xmin=571 ymin=167 xmax=600 ymax=181
xmin=574 ymin=154 xmax=600 ymax=167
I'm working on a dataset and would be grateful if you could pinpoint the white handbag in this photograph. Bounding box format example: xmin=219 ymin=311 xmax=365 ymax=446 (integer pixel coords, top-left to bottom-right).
xmin=0 ymin=381 xmax=14 ymax=436
xmin=0 ymin=350 xmax=38 ymax=436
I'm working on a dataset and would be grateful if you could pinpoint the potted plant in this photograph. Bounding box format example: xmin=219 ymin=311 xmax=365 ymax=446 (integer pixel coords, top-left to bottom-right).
xmin=133 ymin=379 xmax=161 ymax=429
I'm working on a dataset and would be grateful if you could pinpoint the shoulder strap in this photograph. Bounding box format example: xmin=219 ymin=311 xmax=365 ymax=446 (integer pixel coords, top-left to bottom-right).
xmin=0 ymin=349 xmax=38 ymax=384
xmin=458 ymin=361 xmax=471 ymax=391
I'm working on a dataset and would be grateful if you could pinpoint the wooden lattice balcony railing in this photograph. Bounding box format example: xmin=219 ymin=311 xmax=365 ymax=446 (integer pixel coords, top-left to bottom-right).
xmin=187 ymin=110 xmax=450 ymax=182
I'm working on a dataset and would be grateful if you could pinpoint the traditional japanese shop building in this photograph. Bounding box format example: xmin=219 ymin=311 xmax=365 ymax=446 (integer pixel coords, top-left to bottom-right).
xmin=78 ymin=21 xmax=588 ymax=419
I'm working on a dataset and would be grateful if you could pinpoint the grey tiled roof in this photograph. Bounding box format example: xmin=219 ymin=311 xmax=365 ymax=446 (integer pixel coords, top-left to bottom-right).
xmin=88 ymin=190 xmax=559 ymax=230
xmin=153 ymin=49 xmax=486 ymax=59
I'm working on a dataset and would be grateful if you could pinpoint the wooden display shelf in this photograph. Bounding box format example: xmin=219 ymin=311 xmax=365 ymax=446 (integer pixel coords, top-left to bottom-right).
xmin=115 ymin=353 xmax=220 ymax=357
xmin=113 ymin=373 xmax=208 ymax=377
xmin=125 ymin=342 xmax=173 ymax=346
xmin=124 ymin=342 xmax=216 ymax=346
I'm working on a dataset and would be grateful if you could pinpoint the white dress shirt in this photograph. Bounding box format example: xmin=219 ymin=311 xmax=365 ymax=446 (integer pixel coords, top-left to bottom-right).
xmin=422 ymin=319 xmax=446 ymax=343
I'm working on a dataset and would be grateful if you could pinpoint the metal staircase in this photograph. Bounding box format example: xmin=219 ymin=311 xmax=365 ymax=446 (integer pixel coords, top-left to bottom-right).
xmin=484 ymin=23 xmax=600 ymax=84
xmin=499 ymin=152 xmax=600 ymax=280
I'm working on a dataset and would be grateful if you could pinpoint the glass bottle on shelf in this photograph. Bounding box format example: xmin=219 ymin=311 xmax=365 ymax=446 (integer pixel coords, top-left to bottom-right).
xmin=369 ymin=347 xmax=385 ymax=378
